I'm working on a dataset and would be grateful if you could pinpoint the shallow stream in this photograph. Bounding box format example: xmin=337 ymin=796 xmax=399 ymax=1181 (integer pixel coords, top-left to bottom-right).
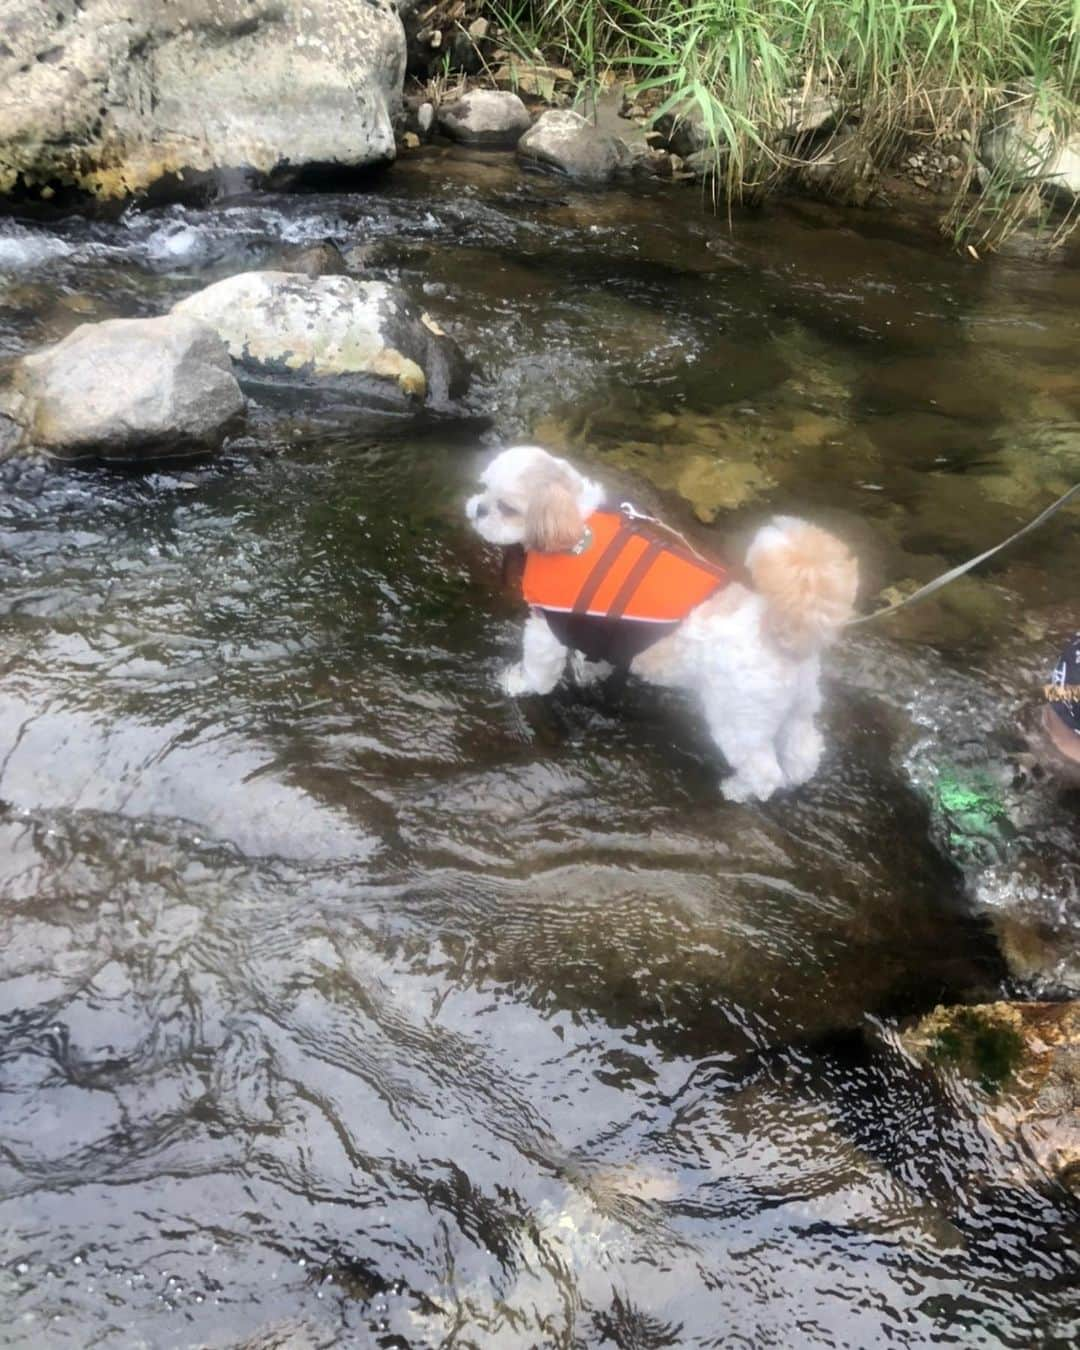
xmin=1 ymin=150 xmax=1078 ymax=1347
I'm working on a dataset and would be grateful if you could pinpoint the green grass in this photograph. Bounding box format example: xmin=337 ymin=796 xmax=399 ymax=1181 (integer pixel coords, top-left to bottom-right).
xmin=490 ymin=0 xmax=1080 ymax=247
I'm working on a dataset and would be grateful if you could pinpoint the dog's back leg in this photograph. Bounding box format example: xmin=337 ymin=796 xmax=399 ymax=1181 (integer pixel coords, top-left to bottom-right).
xmin=777 ymin=663 xmax=824 ymax=787
xmin=569 ymin=651 xmax=614 ymax=687
xmin=701 ymin=689 xmax=787 ymax=803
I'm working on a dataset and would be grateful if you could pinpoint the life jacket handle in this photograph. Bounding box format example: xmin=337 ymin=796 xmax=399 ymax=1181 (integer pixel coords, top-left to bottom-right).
xmin=617 ymin=502 xmax=728 ymax=575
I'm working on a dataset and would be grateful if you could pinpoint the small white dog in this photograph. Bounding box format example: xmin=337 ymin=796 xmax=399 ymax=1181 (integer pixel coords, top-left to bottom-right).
xmin=467 ymin=445 xmax=858 ymax=802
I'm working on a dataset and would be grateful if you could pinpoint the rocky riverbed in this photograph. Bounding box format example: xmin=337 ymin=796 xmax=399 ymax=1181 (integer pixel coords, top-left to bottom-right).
xmin=0 ymin=143 xmax=1078 ymax=1346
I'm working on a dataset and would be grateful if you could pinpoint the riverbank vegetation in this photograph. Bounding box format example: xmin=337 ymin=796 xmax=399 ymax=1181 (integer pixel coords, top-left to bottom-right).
xmin=489 ymin=0 xmax=1080 ymax=247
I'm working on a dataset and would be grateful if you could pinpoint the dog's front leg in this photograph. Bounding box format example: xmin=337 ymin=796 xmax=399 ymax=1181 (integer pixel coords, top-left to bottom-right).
xmin=501 ymin=612 xmax=568 ymax=696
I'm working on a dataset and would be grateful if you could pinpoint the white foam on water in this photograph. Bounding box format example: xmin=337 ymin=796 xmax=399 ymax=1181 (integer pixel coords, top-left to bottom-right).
xmin=144 ymin=221 xmax=216 ymax=264
xmin=126 ymin=205 xmax=351 ymax=270
xmin=277 ymin=211 xmax=348 ymax=243
xmin=0 ymin=226 xmax=74 ymax=272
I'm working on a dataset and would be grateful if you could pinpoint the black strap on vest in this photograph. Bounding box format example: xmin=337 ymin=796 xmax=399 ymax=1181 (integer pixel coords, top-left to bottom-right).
xmin=607 ymin=539 xmax=666 ymax=620
xmin=568 ymin=520 xmax=727 ymax=621
xmin=571 ymin=523 xmax=637 ymax=616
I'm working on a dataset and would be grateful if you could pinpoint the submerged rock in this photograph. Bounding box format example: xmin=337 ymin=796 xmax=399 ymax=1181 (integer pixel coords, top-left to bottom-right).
xmin=517 ymin=110 xmax=626 ymax=184
xmin=172 ymin=271 xmax=469 ymax=406
xmin=275 ymin=240 xmax=349 ymax=278
xmin=0 ymin=0 xmax=405 ymax=201
xmin=1 ymin=315 xmax=244 ymax=462
xmin=859 ymin=355 xmax=1011 ymax=423
xmin=902 ymin=1000 xmax=1080 ymax=1195
xmin=675 ymin=454 xmax=776 ymax=521
xmin=976 ymin=853 xmax=1080 ymax=994
xmin=850 ymin=629 xmax=1080 ymax=995
xmin=437 ymin=90 xmax=531 ymax=148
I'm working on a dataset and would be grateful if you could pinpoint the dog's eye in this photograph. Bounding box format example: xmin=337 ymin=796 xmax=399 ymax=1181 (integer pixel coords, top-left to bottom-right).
xmin=497 ymin=499 xmax=521 ymax=516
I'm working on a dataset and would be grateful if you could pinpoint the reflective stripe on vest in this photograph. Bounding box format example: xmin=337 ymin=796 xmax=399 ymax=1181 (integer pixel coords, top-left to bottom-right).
xmin=522 ymin=511 xmax=727 ymax=624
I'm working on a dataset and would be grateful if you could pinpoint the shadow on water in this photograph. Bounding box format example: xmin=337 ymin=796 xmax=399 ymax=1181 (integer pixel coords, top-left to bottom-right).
xmin=0 ymin=149 xmax=1078 ymax=1346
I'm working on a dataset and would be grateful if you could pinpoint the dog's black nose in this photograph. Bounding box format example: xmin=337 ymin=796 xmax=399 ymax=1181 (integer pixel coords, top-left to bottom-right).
xmin=475 ymin=502 xmax=488 ymax=519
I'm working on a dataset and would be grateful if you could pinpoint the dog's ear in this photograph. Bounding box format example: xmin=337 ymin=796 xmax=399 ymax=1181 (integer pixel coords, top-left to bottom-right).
xmin=523 ymin=469 xmax=585 ymax=553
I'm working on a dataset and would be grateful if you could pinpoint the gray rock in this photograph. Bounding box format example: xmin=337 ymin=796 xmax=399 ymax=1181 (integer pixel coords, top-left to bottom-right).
xmin=658 ymin=88 xmax=841 ymax=167
xmin=980 ymin=99 xmax=1080 ymax=202
xmin=0 ymin=0 xmax=406 ymax=200
xmin=3 ymin=315 xmax=244 ymax=461
xmin=172 ymin=271 xmax=469 ymax=406
xmin=779 ymin=88 xmax=840 ymax=138
xmin=275 ymin=240 xmax=348 ymax=278
xmin=654 ymin=101 xmax=711 ymax=160
xmin=517 ymin=110 xmax=625 ymax=183
xmin=683 ymin=148 xmax=721 ymax=179
xmin=438 ymin=89 xmax=531 ymax=148
xmin=799 ymin=125 xmax=876 ymax=197
xmin=573 ymin=83 xmax=659 ymax=174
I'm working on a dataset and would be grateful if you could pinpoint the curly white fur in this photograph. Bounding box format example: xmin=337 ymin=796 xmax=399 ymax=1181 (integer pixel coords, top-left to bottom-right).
xmin=467 ymin=446 xmax=858 ymax=802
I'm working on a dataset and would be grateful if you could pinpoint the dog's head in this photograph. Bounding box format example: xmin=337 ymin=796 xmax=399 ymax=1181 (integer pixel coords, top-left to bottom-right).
xmin=466 ymin=445 xmax=601 ymax=552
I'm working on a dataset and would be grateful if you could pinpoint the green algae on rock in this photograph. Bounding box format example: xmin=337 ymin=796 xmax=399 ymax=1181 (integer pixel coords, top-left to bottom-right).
xmin=172 ymin=272 xmax=470 ymax=406
xmin=903 ymin=1001 xmax=1080 ymax=1194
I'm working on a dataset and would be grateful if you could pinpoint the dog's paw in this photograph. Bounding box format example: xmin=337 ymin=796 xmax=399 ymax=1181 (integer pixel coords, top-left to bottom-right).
xmin=499 ymin=663 xmax=531 ymax=697
xmin=721 ymin=762 xmax=785 ymax=803
xmin=780 ymin=725 xmax=824 ymax=787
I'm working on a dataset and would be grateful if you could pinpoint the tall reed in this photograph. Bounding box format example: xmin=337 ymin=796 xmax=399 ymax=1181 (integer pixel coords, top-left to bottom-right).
xmin=492 ymin=0 xmax=1080 ymax=246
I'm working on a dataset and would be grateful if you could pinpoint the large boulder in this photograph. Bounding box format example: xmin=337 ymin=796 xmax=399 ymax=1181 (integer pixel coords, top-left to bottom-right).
xmin=437 ymin=90 xmax=531 ymax=148
xmin=0 ymin=0 xmax=406 ymax=200
xmin=517 ymin=110 xmax=626 ymax=184
xmin=172 ymin=271 xmax=469 ymax=406
xmin=980 ymin=96 xmax=1080 ymax=203
xmin=657 ymin=87 xmax=840 ymax=161
xmin=1 ymin=315 xmax=245 ymax=462
xmin=902 ymin=1000 xmax=1080 ymax=1195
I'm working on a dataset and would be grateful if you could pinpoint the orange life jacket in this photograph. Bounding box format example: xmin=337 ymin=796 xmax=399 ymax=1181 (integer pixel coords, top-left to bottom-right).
xmin=522 ymin=509 xmax=728 ymax=665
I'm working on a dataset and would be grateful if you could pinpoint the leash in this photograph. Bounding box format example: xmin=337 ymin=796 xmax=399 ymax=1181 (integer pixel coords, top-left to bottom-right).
xmin=623 ymin=483 xmax=1080 ymax=628
xmin=848 ymin=480 xmax=1080 ymax=627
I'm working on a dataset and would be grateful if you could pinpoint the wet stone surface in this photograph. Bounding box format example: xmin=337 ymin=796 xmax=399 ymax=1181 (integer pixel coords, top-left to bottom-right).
xmin=0 ymin=152 xmax=1079 ymax=1346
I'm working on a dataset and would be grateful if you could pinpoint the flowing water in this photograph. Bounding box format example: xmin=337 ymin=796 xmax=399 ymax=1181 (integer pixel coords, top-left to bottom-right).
xmin=1 ymin=149 xmax=1078 ymax=1348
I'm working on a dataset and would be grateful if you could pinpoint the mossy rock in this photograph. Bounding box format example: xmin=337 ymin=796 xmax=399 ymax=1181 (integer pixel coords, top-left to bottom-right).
xmin=902 ymin=1001 xmax=1080 ymax=1194
xmin=915 ymin=1003 xmax=1027 ymax=1092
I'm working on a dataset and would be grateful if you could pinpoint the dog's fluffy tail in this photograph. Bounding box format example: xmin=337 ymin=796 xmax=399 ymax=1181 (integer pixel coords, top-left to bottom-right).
xmin=746 ymin=516 xmax=858 ymax=657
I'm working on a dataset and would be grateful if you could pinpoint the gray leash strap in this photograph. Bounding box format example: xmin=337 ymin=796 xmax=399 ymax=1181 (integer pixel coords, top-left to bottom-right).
xmin=848 ymin=480 xmax=1080 ymax=627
